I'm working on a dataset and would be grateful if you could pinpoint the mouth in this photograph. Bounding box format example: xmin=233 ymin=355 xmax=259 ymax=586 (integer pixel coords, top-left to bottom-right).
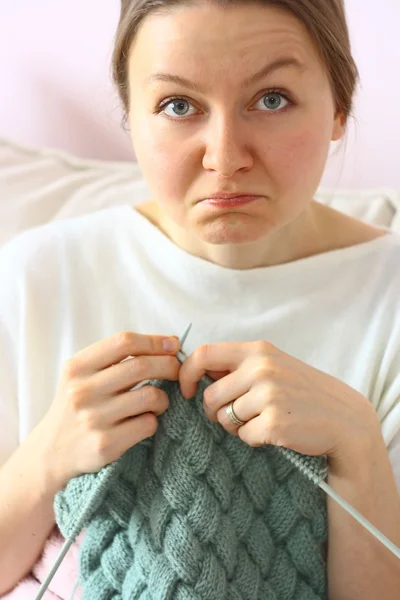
xmin=203 ymin=192 xmax=263 ymax=200
xmin=199 ymin=194 xmax=264 ymax=209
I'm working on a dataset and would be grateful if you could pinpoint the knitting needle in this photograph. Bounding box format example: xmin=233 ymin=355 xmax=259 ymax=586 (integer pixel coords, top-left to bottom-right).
xmin=33 ymin=324 xmax=194 ymax=600
xmin=34 ymin=320 xmax=399 ymax=600
xmin=318 ymin=479 xmax=400 ymax=559
xmin=179 ymin=322 xmax=193 ymax=348
xmin=174 ymin=324 xmax=400 ymax=559
xmin=129 ymin=323 xmax=193 ymax=391
xmin=175 ymin=323 xmax=400 ymax=559
xmin=176 ymin=322 xmax=192 ymax=364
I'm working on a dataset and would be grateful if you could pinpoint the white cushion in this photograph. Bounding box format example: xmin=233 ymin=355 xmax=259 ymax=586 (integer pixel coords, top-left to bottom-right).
xmin=1 ymin=137 xmax=399 ymax=248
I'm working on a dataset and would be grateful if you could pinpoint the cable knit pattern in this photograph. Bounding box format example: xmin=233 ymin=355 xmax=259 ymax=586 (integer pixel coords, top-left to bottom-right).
xmin=54 ymin=377 xmax=329 ymax=600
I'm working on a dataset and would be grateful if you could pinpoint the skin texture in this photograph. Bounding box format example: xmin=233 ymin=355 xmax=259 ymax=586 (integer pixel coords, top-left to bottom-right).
xmin=124 ymin=3 xmax=400 ymax=597
xmin=127 ymin=1 xmax=384 ymax=270
xmin=178 ymin=340 xmax=379 ymax=462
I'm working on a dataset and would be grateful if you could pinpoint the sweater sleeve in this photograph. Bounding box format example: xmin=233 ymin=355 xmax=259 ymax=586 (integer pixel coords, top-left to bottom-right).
xmin=0 ymin=236 xmax=25 ymax=468
xmin=0 ymin=224 xmax=60 ymax=468
xmin=0 ymin=218 xmax=74 ymax=470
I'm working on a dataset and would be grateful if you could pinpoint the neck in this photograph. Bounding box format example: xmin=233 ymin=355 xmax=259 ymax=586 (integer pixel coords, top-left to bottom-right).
xmin=134 ymin=200 xmax=345 ymax=270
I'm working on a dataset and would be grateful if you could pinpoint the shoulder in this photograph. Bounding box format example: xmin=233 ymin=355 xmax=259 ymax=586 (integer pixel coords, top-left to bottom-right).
xmin=0 ymin=206 xmax=125 ymax=277
xmin=354 ymin=232 xmax=400 ymax=315
xmin=370 ymin=232 xmax=400 ymax=288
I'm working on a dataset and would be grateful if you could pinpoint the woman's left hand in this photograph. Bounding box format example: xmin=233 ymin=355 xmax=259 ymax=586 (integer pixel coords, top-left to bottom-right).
xmin=178 ymin=340 xmax=381 ymax=468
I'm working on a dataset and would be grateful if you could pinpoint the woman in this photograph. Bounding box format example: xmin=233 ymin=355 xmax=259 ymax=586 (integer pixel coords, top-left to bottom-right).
xmin=0 ymin=1 xmax=399 ymax=598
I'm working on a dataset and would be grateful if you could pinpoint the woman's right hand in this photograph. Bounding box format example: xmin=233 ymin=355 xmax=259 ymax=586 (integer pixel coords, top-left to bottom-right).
xmin=39 ymin=331 xmax=181 ymax=488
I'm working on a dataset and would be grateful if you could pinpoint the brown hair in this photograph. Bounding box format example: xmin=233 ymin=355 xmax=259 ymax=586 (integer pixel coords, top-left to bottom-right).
xmin=112 ymin=0 xmax=359 ymax=128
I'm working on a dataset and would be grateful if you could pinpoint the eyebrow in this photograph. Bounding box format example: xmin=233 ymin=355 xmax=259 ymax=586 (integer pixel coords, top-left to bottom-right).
xmin=144 ymin=57 xmax=307 ymax=92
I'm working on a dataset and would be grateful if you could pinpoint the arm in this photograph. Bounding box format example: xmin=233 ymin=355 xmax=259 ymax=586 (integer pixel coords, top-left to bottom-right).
xmin=0 ymin=419 xmax=66 ymax=595
xmin=327 ymin=430 xmax=400 ymax=600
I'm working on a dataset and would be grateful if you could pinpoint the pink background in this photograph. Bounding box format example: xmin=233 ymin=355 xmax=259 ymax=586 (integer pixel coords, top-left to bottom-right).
xmin=0 ymin=0 xmax=399 ymax=189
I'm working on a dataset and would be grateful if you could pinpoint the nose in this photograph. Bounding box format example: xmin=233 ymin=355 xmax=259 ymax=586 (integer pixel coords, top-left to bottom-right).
xmin=202 ymin=114 xmax=254 ymax=178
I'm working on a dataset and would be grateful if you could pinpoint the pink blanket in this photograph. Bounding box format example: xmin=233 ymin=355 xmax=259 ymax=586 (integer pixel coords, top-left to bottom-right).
xmin=0 ymin=527 xmax=85 ymax=600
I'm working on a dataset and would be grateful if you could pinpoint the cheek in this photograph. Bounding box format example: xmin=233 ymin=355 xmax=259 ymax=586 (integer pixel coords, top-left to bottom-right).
xmin=262 ymin=129 xmax=330 ymax=187
xmin=131 ymin=111 xmax=331 ymax=201
xmin=132 ymin=120 xmax=193 ymax=203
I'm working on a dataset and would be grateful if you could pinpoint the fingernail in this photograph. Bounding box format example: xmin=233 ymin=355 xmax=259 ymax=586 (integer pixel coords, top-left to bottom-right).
xmin=163 ymin=337 xmax=179 ymax=352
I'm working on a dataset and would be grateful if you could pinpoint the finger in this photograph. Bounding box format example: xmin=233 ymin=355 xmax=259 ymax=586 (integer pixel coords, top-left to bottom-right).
xmin=236 ymin=411 xmax=295 ymax=450
xmin=110 ymin=412 xmax=160 ymax=451
xmin=179 ymin=342 xmax=252 ymax=398
xmin=89 ymin=355 xmax=181 ymax=397
xmin=205 ymin=370 xmax=231 ymax=381
xmin=66 ymin=332 xmax=180 ymax=376
xmin=235 ymin=413 xmax=271 ymax=447
xmin=202 ymin=369 xmax=250 ymax=420
xmin=97 ymin=386 xmax=170 ymax=426
xmin=216 ymin=387 xmax=265 ymax=430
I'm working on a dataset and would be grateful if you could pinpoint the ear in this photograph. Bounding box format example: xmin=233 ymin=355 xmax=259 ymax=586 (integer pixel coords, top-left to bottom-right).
xmin=332 ymin=111 xmax=346 ymax=142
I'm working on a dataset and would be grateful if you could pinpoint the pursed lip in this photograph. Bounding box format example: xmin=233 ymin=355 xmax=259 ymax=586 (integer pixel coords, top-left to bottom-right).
xmin=201 ymin=192 xmax=263 ymax=200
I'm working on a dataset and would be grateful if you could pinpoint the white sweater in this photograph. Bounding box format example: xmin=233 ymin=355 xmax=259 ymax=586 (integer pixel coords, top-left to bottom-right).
xmin=1 ymin=205 xmax=400 ymax=490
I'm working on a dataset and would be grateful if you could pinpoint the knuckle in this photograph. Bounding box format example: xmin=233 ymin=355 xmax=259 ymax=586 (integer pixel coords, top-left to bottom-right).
xmin=128 ymin=356 xmax=149 ymax=379
xmin=114 ymin=331 xmax=135 ymax=352
xmin=63 ymin=358 xmax=80 ymax=380
xmin=142 ymin=387 xmax=169 ymax=413
xmin=149 ymin=336 xmax=160 ymax=355
xmin=253 ymin=340 xmax=274 ymax=354
xmin=252 ymin=360 xmax=272 ymax=382
xmin=194 ymin=344 xmax=210 ymax=365
xmin=93 ymin=432 xmax=110 ymax=457
xmin=66 ymin=381 xmax=90 ymax=408
xmin=140 ymin=385 xmax=159 ymax=405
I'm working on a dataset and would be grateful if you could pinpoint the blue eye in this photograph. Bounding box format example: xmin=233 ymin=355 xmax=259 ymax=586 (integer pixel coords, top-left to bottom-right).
xmin=157 ymin=89 xmax=293 ymax=119
xmin=255 ymin=91 xmax=290 ymax=112
xmin=161 ymin=98 xmax=197 ymax=118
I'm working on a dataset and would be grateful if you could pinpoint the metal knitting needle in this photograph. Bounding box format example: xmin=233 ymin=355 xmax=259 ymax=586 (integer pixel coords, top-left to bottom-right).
xmin=179 ymin=322 xmax=193 ymax=347
xmin=318 ymin=479 xmax=400 ymax=559
xmin=174 ymin=325 xmax=400 ymax=559
xmin=33 ymin=324 xmax=194 ymax=600
xmin=130 ymin=323 xmax=192 ymax=391
xmin=173 ymin=325 xmax=400 ymax=559
xmin=176 ymin=322 xmax=192 ymax=364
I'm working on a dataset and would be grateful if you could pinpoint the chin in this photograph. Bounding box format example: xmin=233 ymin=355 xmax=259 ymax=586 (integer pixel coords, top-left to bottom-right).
xmin=199 ymin=217 xmax=272 ymax=245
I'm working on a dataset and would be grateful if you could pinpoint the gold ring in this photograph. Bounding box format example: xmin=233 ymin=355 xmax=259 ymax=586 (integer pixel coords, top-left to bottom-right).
xmin=226 ymin=400 xmax=246 ymax=427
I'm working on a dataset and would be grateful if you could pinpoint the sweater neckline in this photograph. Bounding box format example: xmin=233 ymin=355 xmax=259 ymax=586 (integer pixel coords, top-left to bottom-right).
xmin=118 ymin=204 xmax=396 ymax=280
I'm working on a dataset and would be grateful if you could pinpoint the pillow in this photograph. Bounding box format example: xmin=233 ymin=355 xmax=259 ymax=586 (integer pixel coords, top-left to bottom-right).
xmin=0 ymin=138 xmax=149 ymax=248
xmin=1 ymin=137 xmax=399 ymax=248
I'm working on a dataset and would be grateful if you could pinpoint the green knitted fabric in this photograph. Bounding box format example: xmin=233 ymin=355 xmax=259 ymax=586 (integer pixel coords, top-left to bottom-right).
xmin=54 ymin=376 xmax=329 ymax=600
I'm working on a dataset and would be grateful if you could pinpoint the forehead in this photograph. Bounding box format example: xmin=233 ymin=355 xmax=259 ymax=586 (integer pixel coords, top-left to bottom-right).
xmin=129 ymin=3 xmax=322 ymax=82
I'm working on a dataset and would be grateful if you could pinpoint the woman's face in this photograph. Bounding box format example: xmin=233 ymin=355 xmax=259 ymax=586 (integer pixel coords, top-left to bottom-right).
xmin=127 ymin=2 xmax=344 ymax=252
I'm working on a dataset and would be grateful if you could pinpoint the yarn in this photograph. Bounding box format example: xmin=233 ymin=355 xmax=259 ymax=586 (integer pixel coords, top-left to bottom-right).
xmin=54 ymin=376 xmax=329 ymax=600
